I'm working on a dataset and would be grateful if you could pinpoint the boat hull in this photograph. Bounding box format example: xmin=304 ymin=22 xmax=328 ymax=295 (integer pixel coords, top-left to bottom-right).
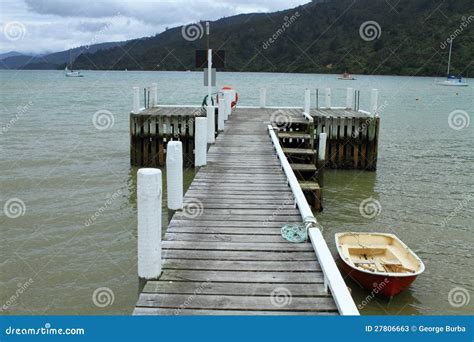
xmin=339 ymin=259 xmax=418 ymax=297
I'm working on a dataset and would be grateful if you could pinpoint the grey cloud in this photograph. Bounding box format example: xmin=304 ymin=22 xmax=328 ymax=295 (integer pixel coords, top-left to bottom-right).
xmin=76 ymin=21 xmax=109 ymax=32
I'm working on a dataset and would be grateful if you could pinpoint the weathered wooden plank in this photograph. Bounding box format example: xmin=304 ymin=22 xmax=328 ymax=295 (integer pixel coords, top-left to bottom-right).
xmin=136 ymin=293 xmax=336 ymax=311
xmin=160 ymin=259 xmax=321 ymax=271
xmin=162 ymin=250 xmax=316 ymax=261
xmin=134 ymin=308 xmax=338 ymax=315
xmin=162 ymin=241 xmax=314 ymax=251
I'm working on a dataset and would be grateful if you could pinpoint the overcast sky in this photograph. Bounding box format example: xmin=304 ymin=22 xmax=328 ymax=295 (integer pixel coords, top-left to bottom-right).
xmin=0 ymin=0 xmax=308 ymax=55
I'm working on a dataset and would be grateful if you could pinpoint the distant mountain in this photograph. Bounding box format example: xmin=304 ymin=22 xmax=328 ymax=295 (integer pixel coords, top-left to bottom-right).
xmin=0 ymin=41 xmax=126 ymax=70
xmin=0 ymin=51 xmax=25 ymax=60
xmin=73 ymin=0 xmax=474 ymax=76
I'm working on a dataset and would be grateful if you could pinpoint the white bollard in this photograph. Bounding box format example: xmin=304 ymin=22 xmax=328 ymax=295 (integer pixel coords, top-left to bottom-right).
xmin=195 ymin=117 xmax=207 ymax=167
xmin=150 ymin=83 xmax=158 ymax=107
xmin=132 ymin=86 xmax=140 ymax=113
xmin=223 ymin=90 xmax=232 ymax=120
xmin=371 ymin=89 xmax=379 ymax=116
xmin=325 ymin=88 xmax=331 ymax=108
xmin=207 ymin=105 xmax=216 ymax=144
xmin=318 ymin=133 xmax=327 ymax=187
xmin=260 ymin=88 xmax=266 ymax=108
xmin=218 ymin=97 xmax=225 ymax=132
xmin=346 ymin=88 xmax=353 ymax=109
xmin=137 ymin=168 xmax=162 ymax=281
xmin=304 ymin=88 xmax=311 ymax=113
xmin=166 ymin=141 xmax=183 ymax=211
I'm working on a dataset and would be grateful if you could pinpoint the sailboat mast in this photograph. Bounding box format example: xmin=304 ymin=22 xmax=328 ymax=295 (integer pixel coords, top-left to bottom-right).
xmin=447 ymin=40 xmax=452 ymax=76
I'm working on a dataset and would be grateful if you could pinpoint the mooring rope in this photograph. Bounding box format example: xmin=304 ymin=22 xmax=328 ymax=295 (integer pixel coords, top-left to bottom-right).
xmin=281 ymin=216 xmax=323 ymax=243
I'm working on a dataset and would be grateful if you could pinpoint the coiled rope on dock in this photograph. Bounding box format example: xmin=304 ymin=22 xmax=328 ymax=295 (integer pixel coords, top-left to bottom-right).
xmin=281 ymin=216 xmax=323 ymax=243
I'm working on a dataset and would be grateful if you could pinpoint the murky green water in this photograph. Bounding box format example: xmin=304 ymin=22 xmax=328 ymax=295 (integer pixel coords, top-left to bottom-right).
xmin=0 ymin=70 xmax=472 ymax=315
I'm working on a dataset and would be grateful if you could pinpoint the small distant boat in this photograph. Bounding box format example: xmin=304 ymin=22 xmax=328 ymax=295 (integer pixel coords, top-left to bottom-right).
xmin=338 ymin=72 xmax=356 ymax=80
xmin=437 ymin=40 xmax=468 ymax=87
xmin=65 ymin=67 xmax=83 ymax=77
xmin=335 ymin=232 xmax=425 ymax=297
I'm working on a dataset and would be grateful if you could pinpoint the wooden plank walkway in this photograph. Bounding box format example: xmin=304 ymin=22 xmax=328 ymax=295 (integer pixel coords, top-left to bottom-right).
xmin=133 ymin=108 xmax=339 ymax=315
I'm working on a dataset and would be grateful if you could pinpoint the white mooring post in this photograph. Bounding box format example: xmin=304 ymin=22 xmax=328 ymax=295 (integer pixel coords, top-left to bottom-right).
xmin=137 ymin=168 xmax=162 ymax=290
xmin=304 ymin=88 xmax=311 ymax=113
xmin=166 ymin=141 xmax=183 ymax=219
xmin=325 ymin=88 xmax=331 ymax=108
xmin=218 ymin=97 xmax=225 ymax=132
xmin=318 ymin=132 xmax=327 ymax=187
xmin=371 ymin=89 xmax=379 ymax=116
xmin=132 ymin=86 xmax=140 ymax=113
xmin=206 ymin=105 xmax=216 ymax=144
xmin=195 ymin=117 xmax=207 ymax=167
xmin=346 ymin=88 xmax=353 ymax=109
xmin=260 ymin=87 xmax=266 ymax=108
xmin=150 ymin=83 xmax=158 ymax=107
xmin=223 ymin=90 xmax=232 ymax=120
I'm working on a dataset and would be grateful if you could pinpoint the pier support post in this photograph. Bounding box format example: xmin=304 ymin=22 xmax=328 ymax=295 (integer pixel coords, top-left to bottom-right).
xmin=325 ymin=88 xmax=331 ymax=108
xmin=371 ymin=89 xmax=379 ymax=116
xmin=137 ymin=168 xmax=162 ymax=292
xmin=346 ymin=88 xmax=353 ymax=109
xmin=166 ymin=141 xmax=183 ymax=222
xmin=218 ymin=97 xmax=225 ymax=132
xmin=132 ymin=86 xmax=140 ymax=114
xmin=223 ymin=90 xmax=232 ymax=120
xmin=304 ymin=88 xmax=311 ymax=113
xmin=150 ymin=83 xmax=158 ymax=107
xmin=195 ymin=117 xmax=207 ymax=167
xmin=207 ymin=105 xmax=216 ymax=144
xmin=260 ymin=88 xmax=266 ymax=108
xmin=318 ymin=133 xmax=327 ymax=187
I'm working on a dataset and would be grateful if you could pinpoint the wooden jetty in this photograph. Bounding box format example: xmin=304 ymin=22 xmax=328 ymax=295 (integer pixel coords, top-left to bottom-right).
xmin=133 ymin=102 xmax=359 ymax=315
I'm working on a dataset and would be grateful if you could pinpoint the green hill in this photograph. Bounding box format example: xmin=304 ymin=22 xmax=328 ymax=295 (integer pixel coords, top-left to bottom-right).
xmin=73 ymin=0 xmax=474 ymax=76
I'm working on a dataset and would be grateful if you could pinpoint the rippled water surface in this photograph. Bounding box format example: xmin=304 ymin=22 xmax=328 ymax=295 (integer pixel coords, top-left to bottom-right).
xmin=0 ymin=70 xmax=472 ymax=315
